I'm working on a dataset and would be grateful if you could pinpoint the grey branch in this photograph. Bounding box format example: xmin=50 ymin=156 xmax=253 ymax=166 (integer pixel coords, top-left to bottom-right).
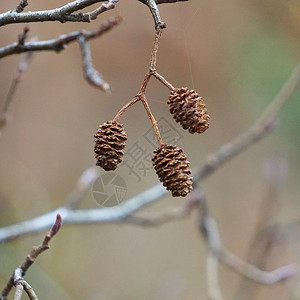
xmin=199 ymin=199 xmax=296 ymax=286
xmin=0 ymin=0 xmax=110 ymax=27
xmin=139 ymin=0 xmax=189 ymax=4
xmin=13 ymin=268 xmax=38 ymax=300
xmin=78 ymin=35 xmax=110 ymax=92
xmin=0 ymin=16 xmax=122 ymax=59
xmin=0 ymin=215 xmax=62 ymax=299
xmin=139 ymin=0 xmax=166 ymax=28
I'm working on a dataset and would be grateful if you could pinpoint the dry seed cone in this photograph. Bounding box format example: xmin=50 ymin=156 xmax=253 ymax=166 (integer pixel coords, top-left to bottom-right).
xmin=168 ymin=87 xmax=210 ymax=134
xmin=94 ymin=121 xmax=127 ymax=171
xmin=152 ymin=144 xmax=193 ymax=197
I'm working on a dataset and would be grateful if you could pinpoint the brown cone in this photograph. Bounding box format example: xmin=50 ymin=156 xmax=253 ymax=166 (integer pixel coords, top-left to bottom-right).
xmin=152 ymin=144 xmax=193 ymax=197
xmin=168 ymin=87 xmax=210 ymax=134
xmin=94 ymin=121 xmax=127 ymax=171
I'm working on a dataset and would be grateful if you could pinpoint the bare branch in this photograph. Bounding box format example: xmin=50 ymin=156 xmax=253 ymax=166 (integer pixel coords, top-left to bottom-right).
xmin=0 ymin=16 xmax=122 ymax=59
xmin=206 ymin=252 xmax=223 ymax=300
xmin=139 ymin=0 xmax=166 ymax=28
xmin=155 ymin=0 xmax=189 ymax=3
xmin=0 ymin=214 xmax=62 ymax=299
xmin=13 ymin=268 xmax=38 ymax=300
xmin=66 ymin=166 xmax=101 ymax=209
xmin=138 ymin=0 xmax=189 ymax=5
xmin=88 ymin=0 xmax=119 ymax=20
xmin=78 ymin=35 xmax=110 ymax=92
xmin=0 ymin=0 xmax=111 ymax=27
xmin=125 ymin=190 xmax=200 ymax=226
xmin=199 ymin=200 xmax=296 ymax=286
xmin=0 ymin=50 xmax=34 ymax=136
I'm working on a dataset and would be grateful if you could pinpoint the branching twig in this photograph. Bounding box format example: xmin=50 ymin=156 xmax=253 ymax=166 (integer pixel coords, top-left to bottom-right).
xmin=0 ymin=0 xmax=109 ymax=26
xmin=88 ymin=0 xmax=119 ymax=21
xmin=199 ymin=197 xmax=296 ymax=287
xmin=207 ymin=252 xmax=223 ymax=300
xmin=0 ymin=61 xmax=299 ymax=241
xmin=139 ymin=0 xmax=166 ymax=28
xmin=13 ymin=268 xmax=38 ymax=300
xmin=125 ymin=190 xmax=200 ymax=226
xmin=0 ymin=16 xmax=122 ymax=59
xmin=0 ymin=214 xmax=62 ymax=299
xmin=234 ymin=157 xmax=287 ymax=299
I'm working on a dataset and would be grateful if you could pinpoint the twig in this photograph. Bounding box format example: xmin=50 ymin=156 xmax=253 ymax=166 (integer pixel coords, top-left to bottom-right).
xmin=0 ymin=50 xmax=34 ymax=136
xmin=78 ymin=35 xmax=110 ymax=92
xmin=0 ymin=0 xmax=109 ymax=26
xmin=13 ymin=268 xmax=38 ymax=300
xmin=139 ymin=0 xmax=166 ymax=28
xmin=125 ymin=190 xmax=200 ymax=226
xmin=0 ymin=16 xmax=122 ymax=59
xmin=88 ymin=0 xmax=119 ymax=20
xmin=234 ymin=157 xmax=288 ymax=299
xmin=140 ymin=94 xmax=164 ymax=145
xmin=199 ymin=200 xmax=296 ymax=286
xmin=66 ymin=166 xmax=101 ymax=209
xmin=207 ymin=252 xmax=223 ymax=300
xmin=14 ymin=0 xmax=29 ymax=13
xmin=0 ymin=214 xmax=62 ymax=299
xmin=17 ymin=26 xmax=30 ymax=45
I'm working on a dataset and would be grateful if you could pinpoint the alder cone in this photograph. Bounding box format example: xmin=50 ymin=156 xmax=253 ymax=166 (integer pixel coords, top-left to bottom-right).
xmin=152 ymin=144 xmax=193 ymax=197
xmin=94 ymin=121 xmax=127 ymax=171
xmin=168 ymin=87 xmax=210 ymax=134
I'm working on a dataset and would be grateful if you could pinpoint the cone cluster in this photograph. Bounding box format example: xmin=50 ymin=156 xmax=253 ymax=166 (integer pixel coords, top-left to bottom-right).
xmin=94 ymin=84 xmax=209 ymax=198
xmin=94 ymin=121 xmax=127 ymax=171
xmin=152 ymin=144 xmax=193 ymax=197
xmin=168 ymin=87 xmax=210 ymax=134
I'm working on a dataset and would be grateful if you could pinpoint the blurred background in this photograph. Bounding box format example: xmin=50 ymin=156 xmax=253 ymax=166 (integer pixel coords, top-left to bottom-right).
xmin=0 ymin=0 xmax=300 ymax=299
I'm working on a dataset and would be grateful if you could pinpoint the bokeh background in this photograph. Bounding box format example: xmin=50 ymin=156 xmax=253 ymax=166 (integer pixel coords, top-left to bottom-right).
xmin=0 ymin=0 xmax=300 ymax=299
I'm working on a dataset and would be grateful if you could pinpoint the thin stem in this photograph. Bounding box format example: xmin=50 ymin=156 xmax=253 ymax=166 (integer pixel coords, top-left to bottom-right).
xmin=139 ymin=72 xmax=152 ymax=94
xmin=113 ymin=97 xmax=140 ymax=122
xmin=140 ymin=94 xmax=163 ymax=146
xmin=150 ymin=27 xmax=163 ymax=70
xmin=153 ymin=71 xmax=175 ymax=90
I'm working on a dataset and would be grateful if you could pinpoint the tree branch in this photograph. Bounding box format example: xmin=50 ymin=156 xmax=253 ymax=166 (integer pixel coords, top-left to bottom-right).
xmin=0 ymin=214 xmax=62 ymax=299
xmin=0 ymin=0 xmax=111 ymax=27
xmin=0 ymin=16 xmax=122 ymax=59
xmin=199 ymin=197 xmax=296 ymax=286
xmin=78 ymin=34 xmax=110 ymax=92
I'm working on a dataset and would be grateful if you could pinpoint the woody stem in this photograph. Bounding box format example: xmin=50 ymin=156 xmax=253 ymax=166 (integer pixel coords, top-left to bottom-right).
xmin=113 ymin=97 xmax=140 ymax=122
xmin=140 ymin=94 xmax=163 ymax=146
xmin=153 ymin=72 xmax=175 ymax=90
xmin=150 ymin=27 xmax=163 ymax=71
